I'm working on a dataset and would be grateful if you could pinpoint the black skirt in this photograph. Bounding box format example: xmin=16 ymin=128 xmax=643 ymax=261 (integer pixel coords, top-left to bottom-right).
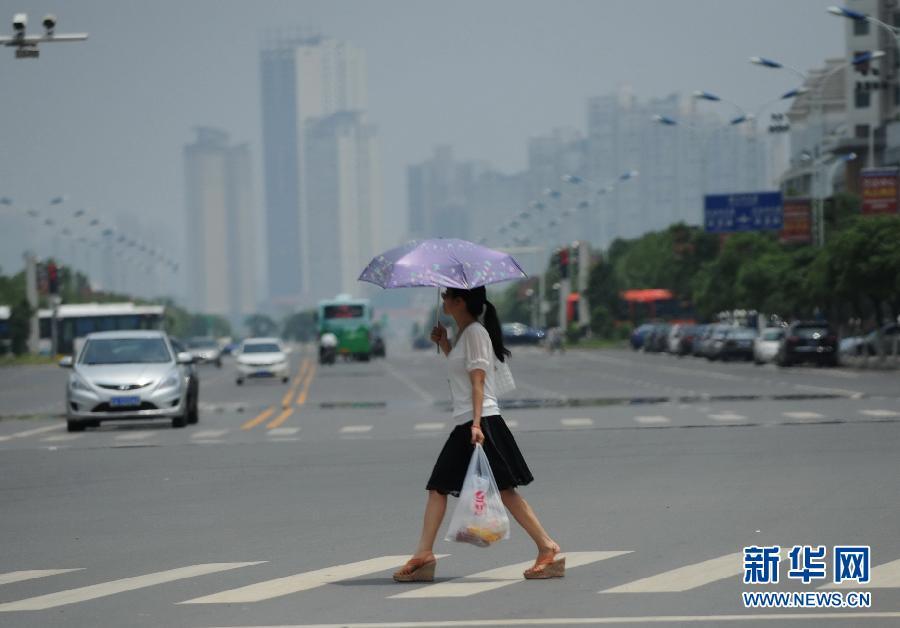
xmin=426 ymin=415 xmax=534 ymax=497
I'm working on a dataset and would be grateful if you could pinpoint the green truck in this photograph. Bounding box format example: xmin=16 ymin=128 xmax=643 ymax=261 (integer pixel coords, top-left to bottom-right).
xmin=317 ymin=295 xmax=373 ymax=362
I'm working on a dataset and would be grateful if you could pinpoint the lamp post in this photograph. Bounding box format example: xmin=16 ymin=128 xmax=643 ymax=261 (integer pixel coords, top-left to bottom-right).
xmin=828 ymin=6 xmax=900 ymax=51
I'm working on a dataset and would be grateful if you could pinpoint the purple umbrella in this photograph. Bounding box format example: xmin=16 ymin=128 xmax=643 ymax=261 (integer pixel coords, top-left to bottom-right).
xmin=358 ymin=238 xmax=526 ymax=289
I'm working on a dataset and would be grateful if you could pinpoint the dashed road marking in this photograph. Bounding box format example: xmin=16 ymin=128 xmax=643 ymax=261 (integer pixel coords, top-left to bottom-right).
xmin=414 ymin=422 xmax=446 ymax=431
xmin=0 ymin=423 xmax=64 ymax=442
xmin=268 ymin=427 xmax=300 ymax=437
xmin=0 ymin=569 xmax=82 ymax=586
xmin=114 ymin=431 xmax=154 ymax=442
xmin=191 ymin=429 xmax=229 ymax=439
xmin=339 ymin=425 xmax=373 ymax=434
xmin=708 ymin=412 xmax=746 ymax=422
xmin=860 ymin=409 xmax=900 ymax=418
xmin=633 ymin=415 xmax=671 ymax=426
xmin=561 ymin=418 xmax=594 ymax=428
xmin=782 ymin=412 xmax=825 ymax=420
xmin=41 ymin=434 xmax=84 ymax=443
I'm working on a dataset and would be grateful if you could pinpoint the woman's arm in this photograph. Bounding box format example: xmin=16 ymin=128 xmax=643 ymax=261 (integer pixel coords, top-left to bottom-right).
xmin=469 ymin=368 xmax=486 ymax=444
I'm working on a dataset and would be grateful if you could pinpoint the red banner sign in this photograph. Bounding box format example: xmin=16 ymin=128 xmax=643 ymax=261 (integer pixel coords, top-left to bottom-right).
xmin=861 ymin=167 xmax=899 ymax=215
xmin=780 ymin=198 xmax=812 ymax=244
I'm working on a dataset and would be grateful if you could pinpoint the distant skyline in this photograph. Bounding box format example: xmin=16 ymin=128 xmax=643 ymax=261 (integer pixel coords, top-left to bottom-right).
xmin=0 ymin=0 xmax=844 ymax=296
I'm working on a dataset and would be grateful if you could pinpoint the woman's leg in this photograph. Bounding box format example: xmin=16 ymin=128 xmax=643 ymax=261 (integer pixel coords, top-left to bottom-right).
xmin=412 ymin=490 xmax=448 ymax=559
xmin=500 ymin=488 xmax=559 ymax=554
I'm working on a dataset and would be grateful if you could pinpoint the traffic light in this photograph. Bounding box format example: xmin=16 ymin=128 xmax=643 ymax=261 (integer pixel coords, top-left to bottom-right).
xmin=558 ymin=248 xmax=569 ymax=279
xmin=47 ymin=262 xmax=59 ymax=295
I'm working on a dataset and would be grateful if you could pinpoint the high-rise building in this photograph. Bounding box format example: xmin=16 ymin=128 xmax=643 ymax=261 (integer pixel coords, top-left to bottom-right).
xmin=304 ymin=111 xmax=382 ymax=301
xmin=260 ymin=34 xmax=369 ymax=307
xmin=184 ymin=127 xmax=258 ymax=325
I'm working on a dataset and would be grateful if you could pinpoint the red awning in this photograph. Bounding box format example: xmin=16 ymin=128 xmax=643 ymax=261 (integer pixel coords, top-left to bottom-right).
xmin=621 ymin=289 xmax=674 ymax=303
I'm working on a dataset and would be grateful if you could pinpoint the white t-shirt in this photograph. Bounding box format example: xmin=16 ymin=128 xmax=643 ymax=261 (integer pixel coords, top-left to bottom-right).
xmin=448 ymin=322 xmax=501 ymax=422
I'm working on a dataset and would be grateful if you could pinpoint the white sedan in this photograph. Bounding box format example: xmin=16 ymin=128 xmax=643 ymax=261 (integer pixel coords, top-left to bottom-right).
xmin=235 ymin=338 xmax=290 ymax=385
xmin=754 ymin=327 xmax=785 ymax=365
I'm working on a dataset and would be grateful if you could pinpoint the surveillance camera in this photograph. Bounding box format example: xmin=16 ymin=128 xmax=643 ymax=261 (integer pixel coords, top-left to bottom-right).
xmin=42 ymin=14 xmax=56 ymax=32
xmin=13 ymin=13 xmax=27 ymax=31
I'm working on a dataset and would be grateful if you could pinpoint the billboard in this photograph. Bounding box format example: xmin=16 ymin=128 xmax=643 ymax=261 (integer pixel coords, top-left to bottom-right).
xmin=704 ymin=191 xmax=783 ymax=233
xmin=861 ymin=167 xmax=899 ymax=215
xmin=780 ymin=198 xmax=812 ymax=244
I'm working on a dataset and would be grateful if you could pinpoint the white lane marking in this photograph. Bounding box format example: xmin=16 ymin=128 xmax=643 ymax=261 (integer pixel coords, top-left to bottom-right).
xmin=560 ymin=418 xmax=594 ymax=428
xmin=339 ymin=425 xmax=373 ymax=434
xmin=0 ymin=562 xmax=264 ymax=612
xmin=414 ymin=423 xmax=446 ymax=432
xmin=181 ymin=555 xmax=437 ymax=604
xmin=268 ymin=427 xmax=300 ymax=437
xmin=782 ymin=412 xmax=824 ymax=420
xmin=0 ymin=569 xmax=82 ymax=586
xmin=41 ymin=434 xmax=84 ymax=443
xmin=0 ymin=423 xmax=65 ymax=442
xmin=203 ymin=611 xmax=900 ymax=627
xmin=634 ymin=416 xmax=671 ymax=425
xmin=603 ymin=553 xmax=744 ymax=593
xmin=382 ymin=362 xmax=435 ymax=404
xmin=391 ymin=551 xmax=630 ymax=599
xmin=192 ymin=440 xmax=226 ymax=445
xmin=114 ymin=431 xmax=154 ymax=442
xmin=823 ymin=557 xmax=900 ymax=589
xmin=708 ymin=412 xmax=746 ymax=422
xmin=191 ymin=429 xmax=229 ymax=439
xmin=860 ymin=409 xmax=900 ymax=418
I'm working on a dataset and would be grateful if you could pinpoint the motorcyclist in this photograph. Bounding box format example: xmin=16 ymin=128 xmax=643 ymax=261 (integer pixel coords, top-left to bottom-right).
xmin=319 ymin=332 xmax=338 ymax=364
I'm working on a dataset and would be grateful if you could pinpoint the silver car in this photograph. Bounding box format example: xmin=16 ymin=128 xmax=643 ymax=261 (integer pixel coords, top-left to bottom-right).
xmin=60 ymin=330 xmax=197 ymax=432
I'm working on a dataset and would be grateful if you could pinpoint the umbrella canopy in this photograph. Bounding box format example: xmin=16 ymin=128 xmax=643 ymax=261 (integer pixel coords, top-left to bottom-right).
xmin=358 ymin=238 xmax=526 ymax=289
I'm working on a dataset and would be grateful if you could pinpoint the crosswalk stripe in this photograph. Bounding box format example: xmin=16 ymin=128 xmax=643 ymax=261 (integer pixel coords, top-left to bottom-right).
xmin=41 ymin=434 xmax=84 ymax=443
xmin=602 ymin=552 xmax=742 ymax=593
xmin=0 ymin=569 xmax=82 ymax=586
xmin=114 ymin=431 xmax=154 ymax=441
xmin=823 ymin=557 xmax=900 ymax=589
xmin=561 ymin=418 xmax=593 ymax=428
xmin=414 ymin=423 xmax=445 ymax=431
xmin=708 ymin=412 xmax=746 ymax=422
xmin=268 ymin=427 xmax=300 ymax=437
xmin=634 ymin=416 xmax=671 ymax=425
xmin=192 ymin=429 xmax=229 ymax=439
xmin=339 ymin=425 xmax=373 ymax=434
xmin=0 ymin=562 xmax=264 ymax=612
xmin=180 ymin=556 xmax=416 ymax=604
xmin=391 ymin=551 xmax=629 ymax=599
xmin=782 ymin=412 xmax=824 ymax=420
xmin=860 ymin=409 xmax=900 ymax=418
xmin=0 ymin=423 xmax=64 ymax=442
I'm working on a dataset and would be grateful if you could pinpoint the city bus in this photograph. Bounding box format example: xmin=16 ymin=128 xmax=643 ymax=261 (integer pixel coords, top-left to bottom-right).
xmin=317 ymin=295 xmax=373 ymax=362
xmin=38 ymin=302 xmax=166 ymax=355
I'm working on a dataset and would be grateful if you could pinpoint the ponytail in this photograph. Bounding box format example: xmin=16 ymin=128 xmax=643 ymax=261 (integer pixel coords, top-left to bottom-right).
xmin=444 ymin=286 xmax=511 ymax=363
xmin=482 ymin=300 xmax=511 ymax=363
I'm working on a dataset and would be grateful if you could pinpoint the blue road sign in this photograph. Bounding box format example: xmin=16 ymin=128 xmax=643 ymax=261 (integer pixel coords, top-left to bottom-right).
xmin=704 ymin=192 xmax=783 ymax=233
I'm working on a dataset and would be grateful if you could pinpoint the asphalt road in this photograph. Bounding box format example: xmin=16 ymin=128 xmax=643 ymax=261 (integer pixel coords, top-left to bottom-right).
xmin=1 ymin=344 xmax=900 ymax=627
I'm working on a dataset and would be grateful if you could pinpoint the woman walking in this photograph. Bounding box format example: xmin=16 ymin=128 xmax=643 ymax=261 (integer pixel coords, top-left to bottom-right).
xmin=393 ymin=286 xmax=563 ymax=583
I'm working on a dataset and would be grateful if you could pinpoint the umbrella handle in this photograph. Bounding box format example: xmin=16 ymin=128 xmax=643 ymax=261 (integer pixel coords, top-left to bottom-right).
xmin=436 ymin=288 xmax=441 ymax=354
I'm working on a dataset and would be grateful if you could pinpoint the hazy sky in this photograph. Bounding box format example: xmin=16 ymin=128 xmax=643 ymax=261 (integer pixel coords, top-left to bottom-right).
xmin=0 ymin=0 xmax=844 ymax=280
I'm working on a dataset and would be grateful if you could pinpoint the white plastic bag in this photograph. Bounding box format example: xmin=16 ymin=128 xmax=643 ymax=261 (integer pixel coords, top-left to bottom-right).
xmin=445 ymin=444 xmax=510 ymax=547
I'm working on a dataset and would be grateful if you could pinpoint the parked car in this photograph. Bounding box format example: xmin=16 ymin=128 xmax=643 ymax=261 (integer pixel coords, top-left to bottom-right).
xmin=691 ymin=325 xmax=711 ymax=357
xmin=169 ymin=337 xmax=200 ymax=421
xmin=644 ymin=323 xmax=671 ymax=353
xmin=186 ymin=336 xmax=223 ymax=367
xmin=777 ymin=321 xmax=839 ymax=367
xmin=676 ymin=325 xmax=701 ymax=356
xmin=630 ymin=323 xmax=656 ymax=350
xmin=502 ymin=322 xmax=545 ymax=346
xmin=666 ymin=324 xmax=684 ymax=354
xmin=235 ymin=337 xmax=290 ymax=384
xmin=861 ymin=324 xmax=900 ymax=357
xmin=702 ymin=325 xmax=730 ymax=360
xmin=59 ymin=330 xmax=197 ymax=432
xmin=709 ymin=327 xmax=756 ymax=361
xmin=754 ymin=327 xmax=785 ymax=365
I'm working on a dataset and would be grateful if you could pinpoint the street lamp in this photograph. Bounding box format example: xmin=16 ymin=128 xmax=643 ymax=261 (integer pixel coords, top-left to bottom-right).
xmin=828 ymin=6 xmax=900 ymax=51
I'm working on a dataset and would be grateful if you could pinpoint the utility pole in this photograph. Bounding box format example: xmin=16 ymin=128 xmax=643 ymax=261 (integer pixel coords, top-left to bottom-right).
xmin=577 ymin=241 xmax=591 ymax=334
xmin=24 ymin=252 xmax=39 ymax=353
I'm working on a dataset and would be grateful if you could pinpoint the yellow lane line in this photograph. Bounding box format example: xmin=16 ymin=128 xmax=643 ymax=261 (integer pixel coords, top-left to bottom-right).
xmin=266 ymin=406 xmax=294 ymax=430
xmin=241 ymin=406 xmax=276 ymax=431
xmin=295 ymin=362 xmax=317 ymax=406
xmin=281 ymin=359 xmax=310 ymax=408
